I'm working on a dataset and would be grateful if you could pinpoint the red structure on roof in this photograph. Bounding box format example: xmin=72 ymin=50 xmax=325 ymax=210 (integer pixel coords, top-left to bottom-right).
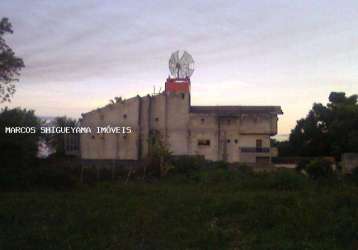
xmin=165 ymin=77 xmax=191 ymax=93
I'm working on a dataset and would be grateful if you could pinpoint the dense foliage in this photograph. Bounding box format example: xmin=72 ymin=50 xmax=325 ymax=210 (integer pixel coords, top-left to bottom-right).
xmin=146 ymin=130 xmax=173 ymax=177
xmin=1 ymin=168 xmax=357 ymax=250
xmin=0 ymin=107 xmax=40 ymax=168
xmin=48 ymin=116 xmax=78 ymax=156
xmin=0 ymin=17 xmax=24 ymax=102
xmin=278 ymin=92 xmax=358 ymax=159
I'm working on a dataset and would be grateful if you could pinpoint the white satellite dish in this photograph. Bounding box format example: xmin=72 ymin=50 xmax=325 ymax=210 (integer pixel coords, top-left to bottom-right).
xmin=169 ymin=50 xmax=194 ymax=79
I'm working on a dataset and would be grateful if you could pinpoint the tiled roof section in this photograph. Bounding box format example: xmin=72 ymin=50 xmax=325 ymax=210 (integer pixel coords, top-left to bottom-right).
xmin=190 ymin=106 xmax=283 ymax=115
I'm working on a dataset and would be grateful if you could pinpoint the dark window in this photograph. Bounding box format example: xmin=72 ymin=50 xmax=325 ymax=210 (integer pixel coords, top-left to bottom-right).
xmin=256 ymin=139 xmax=262 ymax=148
xmin=155 ymin=117 xmax=159 ymax=122
xmin=234 ymin=139 xmax=238 ymax=144
xmin=200 ymin=118 xmax=205 ymax=123
xmin=198 ymin=139 xmax=210 ymax=146
xmin=227 ymin=139 xmax=231 ymax=143
xmin=123 ymin=114 xmax=127 ymax=119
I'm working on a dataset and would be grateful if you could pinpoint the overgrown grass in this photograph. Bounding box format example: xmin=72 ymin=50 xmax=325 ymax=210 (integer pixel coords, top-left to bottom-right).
xmin=1 ymin=168 xmax=358 ymax=250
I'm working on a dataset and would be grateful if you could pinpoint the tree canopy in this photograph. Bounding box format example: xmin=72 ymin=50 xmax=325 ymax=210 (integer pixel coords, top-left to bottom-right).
xmin=0 ymin=17 xmax=24 ymax=103
xmin=0 ymin=107 xmax=40 ymax=168
xmin=287 ymin=92 xmax=358 ymax=159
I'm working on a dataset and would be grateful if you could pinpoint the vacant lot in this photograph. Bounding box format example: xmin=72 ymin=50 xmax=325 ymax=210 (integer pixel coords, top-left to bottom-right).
xmin=1 ymin=169 xmax=358 ymax=250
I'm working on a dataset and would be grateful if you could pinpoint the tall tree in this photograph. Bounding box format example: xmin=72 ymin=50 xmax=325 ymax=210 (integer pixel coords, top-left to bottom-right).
xmin=288 ymin=92 xmax=358 ymax=159
xmin=0 ymin=17 xmax=24 ymax=103
xmin=0 ymin=107 xmax=40 ymax=168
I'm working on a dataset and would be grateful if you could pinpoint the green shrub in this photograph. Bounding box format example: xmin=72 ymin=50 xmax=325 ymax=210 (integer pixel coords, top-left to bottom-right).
xmin=296 ymin=158 xmax=311 ymax=172
xmin=0 ymin=160 xmax=79 ymax=190
xmin=34 ymin=165 xmax=78 ymax=189
xmin=351 ymin=167 xmax=358 ymax=184
xmin=145 ymin=130 xmax=173 ymax=177
xmin=268 ymin=170 xmax=308 ymax=191
xmin=209 ymin=160 xmax=228 ymax=169
xmin=237 ymin=164 xmax=253 ymax=175
xmin=171 ymin=155 xmax=206 ymax=174
xmin=306 ymin=158 xmax=334 ymax=179
xmin=0 ymin=108 xmax=40 ymax=169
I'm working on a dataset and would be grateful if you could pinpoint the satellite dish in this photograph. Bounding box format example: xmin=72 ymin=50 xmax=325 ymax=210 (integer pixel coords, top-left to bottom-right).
xmin=169 ymin=50 xmax=194 ymax=79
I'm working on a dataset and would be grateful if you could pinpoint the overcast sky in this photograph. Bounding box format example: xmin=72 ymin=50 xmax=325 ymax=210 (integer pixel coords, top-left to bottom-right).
xmin=1 ymin=0 xmax=358 ymax=134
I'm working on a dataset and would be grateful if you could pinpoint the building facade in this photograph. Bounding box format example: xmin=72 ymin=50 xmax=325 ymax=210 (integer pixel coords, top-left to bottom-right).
xmin=80 ymin=77 xmax=282 ymax=165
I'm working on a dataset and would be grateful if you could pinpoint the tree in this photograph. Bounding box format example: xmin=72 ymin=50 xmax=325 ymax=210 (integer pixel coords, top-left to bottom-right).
xmin=0 ymin=17 xmax=25 ymax=103
xmin=109 ymin=96 xmax=122 ymax=104
xmin=47 ymin=116 xmax=78 ymax=156
xmin=0 ymin=107 xmax=40 ymax=168
xmin=288 ymin=92 xmax=358 ymax=159
xmin=146 ymin=130 xmax=173 ymax=177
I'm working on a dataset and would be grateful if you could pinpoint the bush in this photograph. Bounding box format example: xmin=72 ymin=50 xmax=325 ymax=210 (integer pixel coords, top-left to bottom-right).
xmin=268 ymin=170 xmax=308 ymax=191
xmin=0 ymin=107 xmax=40 ymax=169
xmin=171 ymin=155 xmax=206 ymax=174
xmin=351 ymin=167 xmax=358 ymax=184
xmin=296 ymin=158 xmax=311 ymax=172
xmin=209 ymin=160 xmax=228 ymax=169
xmin=34 ymin=165 xmax=79 ymax=189
xmin=0 ymin=157 xmax=80 ymax=190
xmin=236 ymin=164 xmax=253 ymax=175
xmin=306 ymin=158 xmax=334 ymax=179
xmin=145 ymin=130 xmax=173 ymax=177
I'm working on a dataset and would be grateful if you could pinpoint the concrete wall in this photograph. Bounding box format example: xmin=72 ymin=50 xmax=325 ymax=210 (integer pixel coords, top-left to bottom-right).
xmin=187 ymin=114 xmax=273 ymax=163
xmin=80 ymin=96 xmax=140 ymax=160
xmin=80 ymin=92 xmax=279 ymax=165
xmin=240 ymin=113 xmax=277 ymax=135
xmin=166 ymin=92 xmax=190 ymax=155
xmin=188 ymin=114 xmax=219 ymax=161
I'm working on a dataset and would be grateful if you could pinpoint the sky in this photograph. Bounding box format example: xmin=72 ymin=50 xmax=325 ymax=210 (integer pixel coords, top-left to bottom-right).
xmin=1 ymin=0 xmax=358 ymax=135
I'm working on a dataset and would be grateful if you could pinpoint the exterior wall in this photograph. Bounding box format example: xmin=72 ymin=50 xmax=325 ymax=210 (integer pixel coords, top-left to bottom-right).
xmin=218 ymin=117 xmax=241 ymax=162
xmin=166 ymin=92 xmax=190 ymax=155
xmin=188 ymin=114 xmax=219 ymax=161
xmin=238 ymin=134 xmax=271 ymax=163
xmin=187 ymin=114 xmax=274 ymax=163
xmin=240 ymin=113 xmax=277 ymax=135
xmin=80 ymin=96 xmax=140 ymax=160
xmin=80 ymin=92 xmax=191 ymax=161
xmin=80 ymin=90 xmax=280 ymax=165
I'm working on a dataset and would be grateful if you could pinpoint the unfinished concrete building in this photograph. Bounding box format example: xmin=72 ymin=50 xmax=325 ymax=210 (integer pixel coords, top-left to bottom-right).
xmin=80 ymin=76 xmax=282 ymax=166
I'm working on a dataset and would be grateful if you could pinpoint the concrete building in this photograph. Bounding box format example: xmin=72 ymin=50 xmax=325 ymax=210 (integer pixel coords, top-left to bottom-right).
xmin=79 ymin=77 xmax=283 ymax=166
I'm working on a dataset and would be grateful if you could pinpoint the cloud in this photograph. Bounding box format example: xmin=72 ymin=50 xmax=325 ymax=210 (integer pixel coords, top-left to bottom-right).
xmin=1 ymin=0 xmax=358 ymax=133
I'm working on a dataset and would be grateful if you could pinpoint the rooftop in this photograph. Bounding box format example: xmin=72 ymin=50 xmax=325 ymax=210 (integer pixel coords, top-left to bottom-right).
xmin=190 ymin=106 xmax=283 ymax=115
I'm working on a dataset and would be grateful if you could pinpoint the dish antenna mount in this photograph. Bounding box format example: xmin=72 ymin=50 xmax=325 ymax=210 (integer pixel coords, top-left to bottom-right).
xmin=169 ymin=50 xmax=194 ymax=79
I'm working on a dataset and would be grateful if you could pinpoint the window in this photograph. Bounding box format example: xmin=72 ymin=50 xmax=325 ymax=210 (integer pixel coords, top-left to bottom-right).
xmin=234 ymin=139 xmax=238 ymax=144
xmin=200 ymin=118 xmax=205 ymax=124
xmin=155 ymin=117 xmax=159 ymax=122
xmin=198 ymin=139 xmax=210 ymax=146
xmin=123 ymin=114 xmax=127 ymax=119
xmin=227 ymin=139 xmax=231 ymax=143
xmin=256 ymin=139 xmax=262 ymax=148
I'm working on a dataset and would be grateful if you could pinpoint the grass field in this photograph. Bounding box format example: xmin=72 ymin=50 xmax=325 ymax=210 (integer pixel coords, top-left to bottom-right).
xmin=1 ymin=169 xmax=358 ymax=250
